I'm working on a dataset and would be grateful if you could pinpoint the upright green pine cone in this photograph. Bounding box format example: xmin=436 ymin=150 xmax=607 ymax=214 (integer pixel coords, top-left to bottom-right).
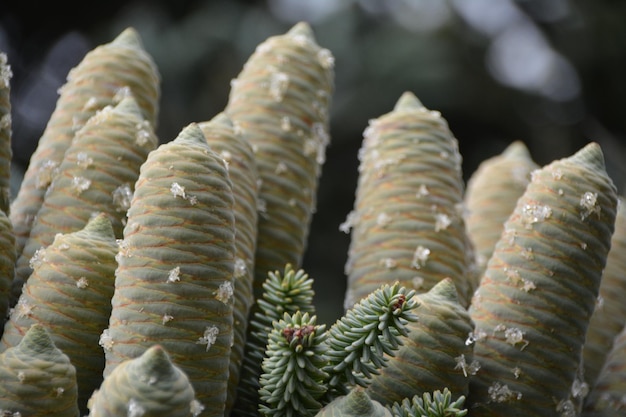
xmin=366 ymin=278 xmax=475 ymax=406
xmin=0 ymin=213 xmax=118 ymax=414
xmin=464 ymin=141 xmax=538 ymax=275
xmin=87 ymin=345 xmax=203 ymax=417
xmin=9 ymin=27 xmax=160 ymax=257
xmin=0 ymin=324 xmax=79 ymax=417
xmin=467 ymin=143 xmax=617 ymax=416
xmin=198 ymin=113 xmax=258 ymax=415
xmin=225 ymin=21 xmax=334 ymax=298
xmin=0 ymin=52 xmax=12 ymax=214
xmin=343 ymin=91 xmax=472 ymax=308
xmin=582 ymin=197 xmax=626 ymax=388
xmin=103 ymin=123 xmax=236 ymax=417
xmin=13 ymin=95 xmax=158 ymax=295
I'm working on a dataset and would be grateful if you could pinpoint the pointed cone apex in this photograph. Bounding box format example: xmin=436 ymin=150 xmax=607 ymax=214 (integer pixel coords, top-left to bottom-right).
xmin=394 ymin=91 xmax=424 ymax=111
xmin=82 ymin=213 xmax=115 ymax=239
xmin=112 ymin=27 xmax=143 ymax=49
xmin=19 ymin=324 xmax=56 ymax=355
xmin=134 ymin=345 xmax=177 ymax=379
xmin=175 ymin=123 xmax=207 ymax=146
xmin=427 ymin=277 xmax=460 ymax=302
xmin=502 ymin=140 xmax=531 ymax=159
xmin=114 ymin=94 xmax=143 ymax=119
xmin=568 ymin=142 xmax=606 ymax=173
xmin=209 ymin=112 xmax=233 ymax=128
xmin=287 ymin=21 xmax=315 ymax=41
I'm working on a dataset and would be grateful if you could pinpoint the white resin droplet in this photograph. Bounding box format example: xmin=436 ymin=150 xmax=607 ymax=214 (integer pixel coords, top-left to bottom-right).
xmin=99 ymin=329 xmax=114 ymax=351
xmin=412 ymin=246 xmax=430 ymax=269
xmin=234 ymin=258 xmax=247 ymax=278
xmin=521 ymin=204 xmax=552 ymax=228
xmin=76 ymin=152 xmax=94 ymax=168
xmin=269 ymin=72 xmax=289 ymax=102
xmin=170 ymin=182 xmax=186 ymax=199
xmin=197 ymin=325 xmax=219 ymax=351
xmin=580 ymin=191 xmax=600 ymax=220
xmin=113 ymin=184 xmax=133 ymax=212
xmin=215 ymin=281 xmax=234 ymax=304
xmin=71 ymin=176 xmax=91 ymax=194
xmin=167 ymin=266 xmax=181 ymax=283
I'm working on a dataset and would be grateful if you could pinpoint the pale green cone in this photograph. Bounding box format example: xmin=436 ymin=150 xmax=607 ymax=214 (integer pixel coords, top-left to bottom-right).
xmin=467 ymin=143 xmax=617 ymax=416
xmin=343 ymin=91 xmax=472 ymax=309
xmin=0 ymin=324 xmax=79 ymax=417
xmin=9 ymin=27 xmax=160 ymax=257
xmin=225 ymin=21 xmax=334 ymax=300
xmin=0 ymin=52 xmax=12 ymax=215
xmin=103 ymin=123 xmax=236 ymax=417
xmin=13 ymin=95 xmax=158 ymax=298
xmin=464 ymin=141 xmax=539 ymax=276
xmin=583 ymin=197 xmax=626 ymax=387
xmin=0 ymin=213 xmax=118 ymax=414
xmin=198 ymin=112 xmax=258 ymax=416
xmin=366 ymin=278 xmax=475 ymax=405
xmin=87 ymin=344 xmax=202 ymax=417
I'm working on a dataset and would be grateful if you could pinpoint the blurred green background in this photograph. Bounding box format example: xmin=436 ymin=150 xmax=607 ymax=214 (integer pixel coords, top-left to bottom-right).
xmin=1 ymin=0 xmax=625 ymax=324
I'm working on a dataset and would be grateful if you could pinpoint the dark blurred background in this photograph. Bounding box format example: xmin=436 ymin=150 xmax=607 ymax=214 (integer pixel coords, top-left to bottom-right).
xmin=1 ymin=0 xmax=625 ymax=324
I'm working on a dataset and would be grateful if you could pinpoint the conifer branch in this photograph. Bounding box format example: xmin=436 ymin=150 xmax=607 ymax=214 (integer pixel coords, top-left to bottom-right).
xmin=236 ymin=264 xmax=316 ymax=416
xmin=389 ymin=389 xmax=467 ymax=417
xmin=259 ymin=311 xmax=328 ymax=417
xmin=323 ymin=283 xmax=418 ymax=395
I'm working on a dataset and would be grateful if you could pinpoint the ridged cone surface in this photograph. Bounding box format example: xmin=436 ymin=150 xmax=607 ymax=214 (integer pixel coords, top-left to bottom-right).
xmin=582 ymin=197 xmax=626 ymax=387
xmin=315 ymin=387 xmax=392 ymax=417
xmin=0 ymin=210 xmax=15 ymax=330
xmin=583 ymin=323 xmax=626 ymax=415
xmin=198 ymin=113 xmax=258 ymax=416
xmin=343 ymin=91 xmax=472 ymax=309
xmin=467 ymin=142 xmax=617 ymax=416
xmin=464 ymin=141 xmax=538 ymax=276
xmin=87 ymin=345 xmax=200 ymax=417
xmin=0 ymin=213 xmax=118 ymax=414
xmin=13 ymin=95 xmax=158 ymax=298
xmin=225 ymin=21 xmax=334 ymax=299
xmin=366 ymin=277 xmax=474 ymax=405
xmin=9 ymin=27 xmax=160 ymax=257
xmin=103 ymin=123 xmax=235 ymax=417
xmin=0 ymin=324 xmax=79 ymax=417
xmin=0 ymin=52 xmax=12 ymax=214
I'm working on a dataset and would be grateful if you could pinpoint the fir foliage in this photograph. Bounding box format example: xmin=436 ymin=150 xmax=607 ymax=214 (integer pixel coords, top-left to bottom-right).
xmin=236 ymin=264 xmax=316 ymax=416
xmin=259 ymin=311 xmax=328 ymax=417
xmin=323 ymin=283 xmax=418 ymax=396
xmin=389 ymin=389 xmax=467 ymax=417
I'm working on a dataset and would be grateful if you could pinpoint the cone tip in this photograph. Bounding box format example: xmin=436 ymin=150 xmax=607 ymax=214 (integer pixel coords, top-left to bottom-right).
xmin=569 ymin=142 xmax=606 ymax=173
xmin=112 ymin=27 xmax=143 ymax=49
xmin=287 ymin=21 xmax=315 ymax=41
xmin=394 ymin=91 xmax=425 ymax=111
xmin=175 ymin=122 xmax=207 ymax=146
